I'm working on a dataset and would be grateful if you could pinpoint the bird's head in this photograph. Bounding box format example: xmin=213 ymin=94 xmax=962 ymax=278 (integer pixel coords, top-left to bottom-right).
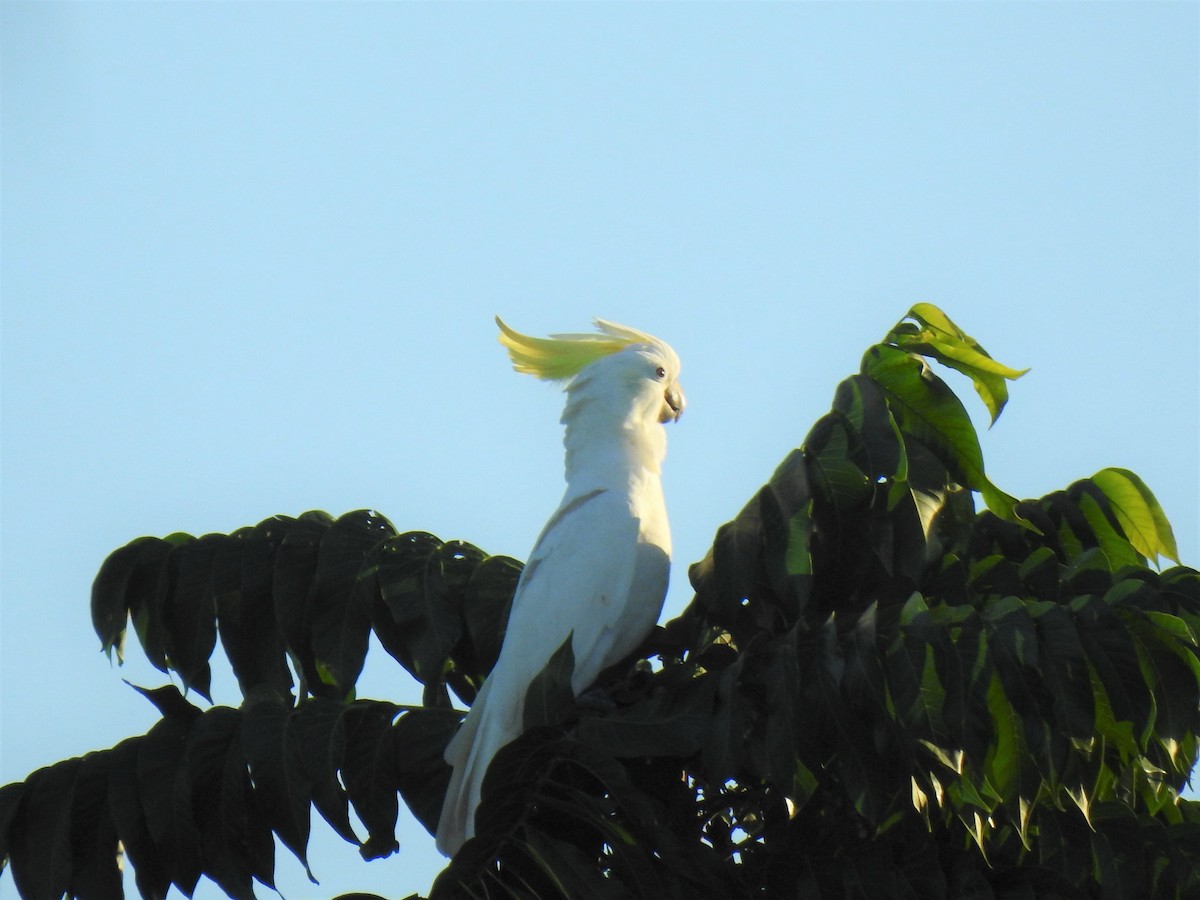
xmin=496 ymin=317 xmax=685 ymax=425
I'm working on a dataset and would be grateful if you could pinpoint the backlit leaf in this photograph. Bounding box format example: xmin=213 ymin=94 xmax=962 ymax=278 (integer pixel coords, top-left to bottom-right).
xmin=1091 ymin=468 xmax=1181 ymax=565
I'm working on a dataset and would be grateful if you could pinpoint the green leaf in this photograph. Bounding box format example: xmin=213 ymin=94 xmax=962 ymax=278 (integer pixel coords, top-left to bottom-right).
xmin=310 ymin=511 xmax=395 ymax=697
xmin=213 ymin=527 xmax=294 ymax=702
xmin=7 ymin=759 xmax=80 ymax=900
xmin=890 ymin=303 xmax=1029 ymax=425
xmin=184 ymin=706 xmax=264 ymax=899
xmin=461 ymin=555 xmax=522 ymax=681
xmin=67 ymin=753 xmax=122 ymax=900
xmin=273 ymin=513 xmax=332 ymax=698
xmin=289 ymin=698 xmax=358 ymax=846
xmin=165 ymin=535 xmax=221 ymax=701
xmin=240 ymin=697 xmax=316 ymax=882
xmin=862 ymin=344 xmax=1023 ymax=525
xmin=105 ymin=737 xmax=170 ymax=900
xmin=758 ymin=639 xmax=810 ymax=802
xmin=392 ymin=708 xmax=460 ymax=837
xmin=805 ymin=412 xmax=871 ymax=516
xmin=338 ymin=701 xmax=403 ymax=860
xmin=523 ymin=636 xmax=576 ymax=731
xmin=1091 ymin=468 xmax=1181 ymax=565
xmin=137 ymin=711 xmax=201 ymax=894
xmin=577 ymin=673 xmax=716 ymax=759
xmin=1076 ymin=491 xmax=1143 ymax=571
xmin=520 ymin=830 xmax=632 ymax=900
xmin=785 ymin=500 xmax=814 ymax=577
xmin=91 ymin=536 xmax=170 ymax=664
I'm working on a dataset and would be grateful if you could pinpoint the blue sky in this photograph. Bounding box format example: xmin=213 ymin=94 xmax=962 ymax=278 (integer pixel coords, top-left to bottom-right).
xmin=2 ymin=4 xmax=1197 ymax=898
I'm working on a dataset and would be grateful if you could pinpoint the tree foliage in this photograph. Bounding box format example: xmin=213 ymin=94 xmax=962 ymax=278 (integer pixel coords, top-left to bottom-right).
xmin=2 ymin=304 xmax=1197 ymax=899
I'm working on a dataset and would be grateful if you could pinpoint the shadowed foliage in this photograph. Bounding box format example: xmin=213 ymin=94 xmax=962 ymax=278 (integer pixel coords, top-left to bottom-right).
xmin=3 ymin=305 xmax=1197 ymax=899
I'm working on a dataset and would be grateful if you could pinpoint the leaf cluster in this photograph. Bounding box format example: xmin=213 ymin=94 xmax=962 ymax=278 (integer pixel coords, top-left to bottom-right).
xmin=2 ymin=305 xmax=1197 ymax=899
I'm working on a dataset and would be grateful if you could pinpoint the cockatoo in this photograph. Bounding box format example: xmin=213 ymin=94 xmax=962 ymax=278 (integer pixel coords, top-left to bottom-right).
xmin=435 ymin=317 xmax=685 ymax=857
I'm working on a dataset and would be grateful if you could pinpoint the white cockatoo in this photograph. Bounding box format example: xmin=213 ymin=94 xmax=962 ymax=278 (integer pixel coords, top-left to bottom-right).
xmin=435 ymin=317 xmax=685 ymax=857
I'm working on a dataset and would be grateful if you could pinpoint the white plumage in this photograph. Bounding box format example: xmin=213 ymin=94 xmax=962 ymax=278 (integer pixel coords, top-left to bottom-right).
xmin=435 ymin=317 xmax=685 ymax=857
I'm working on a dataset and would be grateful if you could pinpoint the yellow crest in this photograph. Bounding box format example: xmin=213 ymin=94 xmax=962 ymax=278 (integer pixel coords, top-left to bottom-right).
xmin=496 ymin=317 xmax=665 ymax=381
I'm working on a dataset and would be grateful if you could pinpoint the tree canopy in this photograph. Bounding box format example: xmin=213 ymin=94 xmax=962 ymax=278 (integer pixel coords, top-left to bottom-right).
xmin=2 ymin=304 xmax=1197 ymax=900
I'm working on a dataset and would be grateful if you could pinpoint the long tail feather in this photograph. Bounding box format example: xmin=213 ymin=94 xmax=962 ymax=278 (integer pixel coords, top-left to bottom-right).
xmin=436 ymin=678 xmax=520 ymax=856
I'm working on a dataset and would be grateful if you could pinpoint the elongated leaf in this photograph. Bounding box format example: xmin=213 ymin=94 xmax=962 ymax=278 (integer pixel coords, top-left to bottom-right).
xmin=290 ymin=698 xmax=359 ymax=846
xmin=310 ymin=511 xmax=395 ymax=695
xmin=128 ymin=681 xmax=203 ymax=722
xmin=376 ymin=533 xmax=474 ymax=705
xmin=339 ymin=701 xmax=403 ymax=861
xmin=1071 ymin=595 xmax=1150 ymax=745
xmin=701 ymin=655 xmax=748 ymax=780
xmin=138 ymin=713 xmax=201 ymax=895
xmin=1029 ymin=603 xmax=1093 ymax=739
xmin=523 ymin=636 xmax=576 ymax=731
xmin=759 ymin=640 xmax=815 ymax=805
xmin=462 ymin=555 xmax=522 ymax=681
xmin=521 ymin=829 xmax=632 ymax=900
xmin=67 ymin=752 xmax=122 ymax=900
xmin=273 ymin=512 xmax=333 ymax=698
xmin=8 ymin=760 xmax=79 ymax=900
xmin=214 ymin=527 xmax=294 ymax=702
xmin=91 ymin=536 xmax=172 ymax=664
xmin=891 ymin=303 xmax=1029 ymax=425
xmin=832 ymin=374 xmax=907 ymax=487
xmin=166 ymin=534 xmax=222 ymax=701
xmin=393 ymin=708 xmax=460 ymax=837
xmin=240 ymin=696 xmax=316 ymax=881
xmin=1091 ymin=468 xmax=1181 ymax=565
xmin=1074 ymin=488 xmax=1144 ymax=571
xmin=184 ymin=706 xmax=258 ymax=899
xmin=863 ymin=344 xmax=1030 ymax=533
xmin=0 ymin=782 xmax=22 ymax=873
xmin=106 ymin=736 xmax=170 ymax=900
xmin=577 ymin=673 xmax=715 ymax=759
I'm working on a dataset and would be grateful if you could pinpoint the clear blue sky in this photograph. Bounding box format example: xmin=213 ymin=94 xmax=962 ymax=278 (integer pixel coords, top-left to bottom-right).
xmin=3 ymin=4 xmax=1197 ymax=898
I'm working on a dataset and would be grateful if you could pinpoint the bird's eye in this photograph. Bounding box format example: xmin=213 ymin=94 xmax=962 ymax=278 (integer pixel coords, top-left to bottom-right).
xmin=655 ymin=366 xmax=667 ymax=379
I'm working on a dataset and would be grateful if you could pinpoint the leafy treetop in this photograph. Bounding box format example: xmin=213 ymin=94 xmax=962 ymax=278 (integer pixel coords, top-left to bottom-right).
xmin=1 ymin=305 xmax=1195 ymax=900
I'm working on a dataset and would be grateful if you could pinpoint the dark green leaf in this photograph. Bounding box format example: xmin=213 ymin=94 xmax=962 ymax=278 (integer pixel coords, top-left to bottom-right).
xmin=290 ymin=697 xmax=359 ymax=846
xmin=1030 ymin=603 xmax=1093 ymax=740
xmin=8 ymin=759 xmax=79 ymax=900
xmin=393 ymin=708 xmax=460 ymax=837
xmin=107 ymin=736 xmax=170 ymax=900
xmin=91 ymin=536 xmax=171 ymax=664
xmin=185 ymin=706 xmax=259 ymax=899
xmin=339 ymin=701 xmax=403 ymax=860
xmin=462 ymin=555 xmax=522 ymax=681
xmin=274 ymin=512 xmax=333 ymax=698
xmin=241 ymin=696 xmax=316 ymax=881
xmin=310 ymin=510 xmax=396 ymax=696
xmin=577 ymin=673 xmax=715 ymax=759
xmin=524 ymin=636 xmax=576 ymax=731
xmin=0 ymin=782 xmax=23 ymax=872
xmin=67 ymin=752 xmax=122 ymax=900
xmin=165 ymin=534 xmax=222 ymax=701
xmin=863 ymin=344 xmax=1021 ymax=523
xmin=214 ymin=526 xmax=294 ymax=702
xmin=138 ymin=712 xmax=201 ymax=896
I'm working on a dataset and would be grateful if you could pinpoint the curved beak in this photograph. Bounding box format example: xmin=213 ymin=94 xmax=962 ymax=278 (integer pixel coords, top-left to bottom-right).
xmin=661 ymin=383 xmax=686 ymax=423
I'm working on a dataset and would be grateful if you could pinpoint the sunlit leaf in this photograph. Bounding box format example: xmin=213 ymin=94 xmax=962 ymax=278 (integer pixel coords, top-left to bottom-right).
xmin=1091 ymin=468 xmax=1181 ymax=565
xmin=889 ymin=303 xmax=1029 ymax=425
xmin=862 ymin=344 xmax=1023 ymax=525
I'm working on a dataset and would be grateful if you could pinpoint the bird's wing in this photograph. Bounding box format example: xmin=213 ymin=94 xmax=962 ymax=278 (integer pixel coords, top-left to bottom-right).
xmin=502 ymin=487 xmax=666 ymax=693
xmin=437 ymin=487 xmax=669 ymax=855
